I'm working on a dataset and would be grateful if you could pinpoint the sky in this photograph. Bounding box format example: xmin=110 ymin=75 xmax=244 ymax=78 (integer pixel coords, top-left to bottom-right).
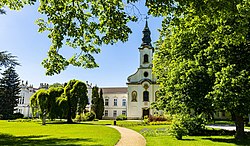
xmin=0 ymin=1 xmax=162 ymax=88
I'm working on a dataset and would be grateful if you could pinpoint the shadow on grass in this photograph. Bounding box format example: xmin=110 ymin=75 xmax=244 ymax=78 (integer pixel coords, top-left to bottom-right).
xmin=181 ymin=138 xmax=196 ymax=141
xmin=46 ymin=121 xmax=94 ymax=125
xmin=0 ymin=133 xmax=102 ymax=146
xmin=202 ymin=137 xmax=250 ymax=145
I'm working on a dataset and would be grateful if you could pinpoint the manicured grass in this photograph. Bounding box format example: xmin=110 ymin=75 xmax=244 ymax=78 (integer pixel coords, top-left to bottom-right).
xmin=89 ymin=120 xmax=250 ymax=146
xmin=145 ymin=135 xmax=250 ymax=146
xmin=129 ymin=125 xmax=250 ymax=146
xmin=0 ymin=120 xmax=120 ymax=146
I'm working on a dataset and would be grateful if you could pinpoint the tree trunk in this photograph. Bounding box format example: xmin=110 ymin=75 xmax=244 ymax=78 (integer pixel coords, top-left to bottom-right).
xmin=67 ymin=108 xmax=73 ymax=123
xmin=67 ymin=96 xmax=73 ymax=123
xmin=235 ymin=114 xmax=245 ymax=139
xmin=42 ymin=111 xmax=46 ymax=125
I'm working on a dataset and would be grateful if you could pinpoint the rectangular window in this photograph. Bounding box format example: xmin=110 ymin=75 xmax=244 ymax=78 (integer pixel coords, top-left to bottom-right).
xmin=19 ymin=98 xmax=21 ymax=104
xmin=122 ymin=110 xmax=126 ymax=115
xmin=143 ymin=91 xmax=149 ymax=102
xmin=105 ymin=98 xmax=109 ymax=106
xmin=113 ymin=110 xmax=117 ymax=117
xmin=22 ymin=97 xmax=24 ymax=104
xmin=122 ymin=99 xmax=126 ymax=106
xmin=104 ymin=110 xmax=108 ymax=117
xmin=114 ymin=99 xmax=117 ymax=106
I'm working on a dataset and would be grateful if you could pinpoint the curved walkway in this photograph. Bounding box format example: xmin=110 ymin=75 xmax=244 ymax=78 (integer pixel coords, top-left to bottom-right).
xmin=108 ymin=125 xmax=146 ymax=146
xmin=207 ymin=125 xmax=250 ymax=132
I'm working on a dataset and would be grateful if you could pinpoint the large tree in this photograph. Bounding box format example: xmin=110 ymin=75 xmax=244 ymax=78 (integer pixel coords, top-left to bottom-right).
xmin=91 ymin=86 xmax=104 ymax=119
xmin=151 ymin=0 xmax=250 ymax=139
xmin=97 ymin=89 xmax=104 ymax=120
xmin=1 ymin=0 xmax=137 ymax=75
xmin=0 ymin=66 xmax=21 ymax=119
xmin=30 ymin=89 xmax=49 ymax=124
xmin=58 ymin=79 xmax=88 ymax=123
xmin=2 ymin=0 xmax=250 ymax=138
xmin=30 ymin=87 xmax=64 ymax=122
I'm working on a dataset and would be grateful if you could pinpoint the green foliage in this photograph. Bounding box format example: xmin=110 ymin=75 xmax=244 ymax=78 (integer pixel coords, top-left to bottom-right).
xmin=152 ymin=0 xmax=250 ymax=139
xmin=91 ymin=86 xmax=104 ymax=120
xmin=12 ymin=113 xmax=24 ymax=119
xmin=49 ymin=83 xmax=63 ymax=88
xmin=74 ymin=113 xmax=84 ymax=122
xmin=84 ymin=111 xmax=96 ymax=121
xmin=170 ymin=114 xmax=206 ymax=140
xmin=31 ymin=89 xmax=49 ymax=117
xmin=97 ymin=89 xmax=104 ymax=119
xmin=140 ymin=128 xmax=168 ymax=137
xmin=0 ymin=66 xmax=21 ymax=119
xmin=1 ymin=0 xmax=139 ymax=75
xmin=0 ymin=51 xmax=20 ymax=69
xmin=170 ymin=115 xmax=189 ymax=140
xmin=31 ymin=80 xmax=87 ymax=123
xmin=60 ymin=79 xmax=88 ymax=123
xmin=47 ymin=87 xmax=64 ymax=119
xmin=116 ymin=114 xmax=127 ymax=121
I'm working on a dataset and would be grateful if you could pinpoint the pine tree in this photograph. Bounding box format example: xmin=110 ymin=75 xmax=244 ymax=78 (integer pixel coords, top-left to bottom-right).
xmin=91 ymin=86 xmax=104 ymax=119
xmin=0 ymin=66 xmax=21 ymax=119
xmin=91 ymin=86 xmax=99 ymax=118
xmin=97 ymin=89 xmax=104 ymax=120
xmin=0 ymin=51 xmax=20 ymax=69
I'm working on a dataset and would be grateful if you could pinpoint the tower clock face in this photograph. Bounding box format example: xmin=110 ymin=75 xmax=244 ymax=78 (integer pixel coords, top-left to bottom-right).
xmin=144 ymin=71 xmax=149 ymax=77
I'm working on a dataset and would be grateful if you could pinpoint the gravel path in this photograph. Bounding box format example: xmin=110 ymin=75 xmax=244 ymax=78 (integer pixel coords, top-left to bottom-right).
xmin=207 ymin=125 xmax=250 ymax=132
xmin=108 ymin=125 xmax=146 ymax=146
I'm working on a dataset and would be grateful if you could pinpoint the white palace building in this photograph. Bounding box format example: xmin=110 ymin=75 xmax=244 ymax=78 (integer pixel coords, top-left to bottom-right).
xmin=16 ymin=21 xmax=160 ymax=119
xmin=15 ymin=21 xmax=235 ymax=120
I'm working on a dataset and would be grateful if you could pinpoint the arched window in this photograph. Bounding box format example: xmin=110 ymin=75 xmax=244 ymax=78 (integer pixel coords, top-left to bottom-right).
xmin=131 ymin=91 xmax=137 ymax=102
xmin=143 ymin=91 xmax=149 ymax=102
xmin=143 ymin=54 xmax=149 ymax=63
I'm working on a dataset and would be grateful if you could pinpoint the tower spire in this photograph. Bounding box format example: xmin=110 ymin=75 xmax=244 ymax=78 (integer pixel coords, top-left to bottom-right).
xmin=141 ymin=16 xmax=152 ymax=47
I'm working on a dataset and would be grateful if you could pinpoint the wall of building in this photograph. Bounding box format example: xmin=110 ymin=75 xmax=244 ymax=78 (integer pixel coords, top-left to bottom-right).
xmin=15 ymin=84 xmax=35 ymax=118
xmin=102 ymin=91 xmax=127 ymax=120
xmin=127 ymin=82 xmax=159 ymax=119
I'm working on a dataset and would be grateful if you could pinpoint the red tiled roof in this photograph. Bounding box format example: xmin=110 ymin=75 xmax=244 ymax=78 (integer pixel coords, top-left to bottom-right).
xmin=101 ymin=87 xmax=127 ymax=94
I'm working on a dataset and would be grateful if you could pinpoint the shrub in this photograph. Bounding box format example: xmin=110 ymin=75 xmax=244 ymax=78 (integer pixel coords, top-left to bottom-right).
xmin=149 ymin=121 xmax=172 ymax=125
xmin=116 ymin=114 xmax=127 ymax=121
xmin=184 ymin=114 xmax=206 ymax=136
xmin=170 ymin=114 xmax=206 ymax=139
xmin=74 ymin=114 xmax=84 ymax=122
xmin=143 ymin=116 xmax=149 ymax=124
xmin=148 ymin=115 xmax=167 ymax=122
xmin=170 ymin=114 xmax=188 ymax=140
xmin=84 ymin=111 xmax=96 ymax=121
xmin=7 ymin=113 xmax=24 ymax=120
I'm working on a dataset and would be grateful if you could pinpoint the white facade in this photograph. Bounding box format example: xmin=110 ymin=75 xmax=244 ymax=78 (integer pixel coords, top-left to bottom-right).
xmin=85 ymin=82 xmax=93 ymax=111
xmin=102 ymin=88 xmax=127 ymax=119
xmin=15 ymin=82 xmax=36 ymax=118
xmin=127 ymin=21 xmax=159 ymax=119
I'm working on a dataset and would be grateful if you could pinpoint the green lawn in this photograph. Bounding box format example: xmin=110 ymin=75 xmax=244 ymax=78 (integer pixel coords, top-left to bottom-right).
xmin=1 ymin=120 xmax=250 ymax=146
xmin=89 ymin=120 xmax=250 ymax=146
xmin=127 ymin=125 xmax=250 ymax=146
xmin=0 ymin=120 xmax=120 ymax=146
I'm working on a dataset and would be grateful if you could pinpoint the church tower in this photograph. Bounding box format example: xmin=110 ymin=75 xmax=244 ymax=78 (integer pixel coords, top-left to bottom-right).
xmin=127 ymin=20 xmax=159 ymax=119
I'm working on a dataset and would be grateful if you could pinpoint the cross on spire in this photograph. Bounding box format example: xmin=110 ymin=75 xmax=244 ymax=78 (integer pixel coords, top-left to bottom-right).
xmin=145 ymin=16 xmax=149 ymax=27
xmin=141 ymin=16 xmax=151 ymax=47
